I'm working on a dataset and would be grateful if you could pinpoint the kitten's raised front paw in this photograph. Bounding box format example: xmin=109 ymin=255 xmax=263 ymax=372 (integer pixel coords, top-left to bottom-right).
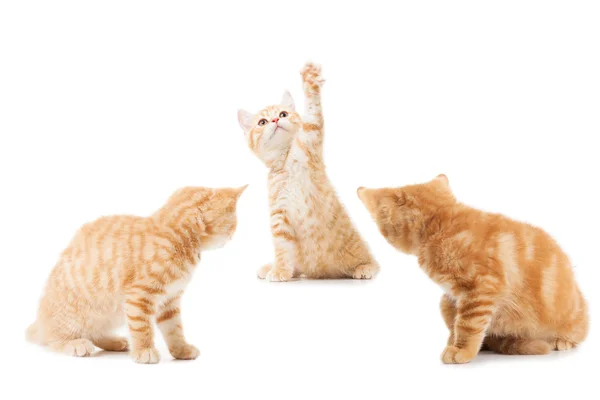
xmin=352 ymin=263 xmax=379 ymax=279
xmin=441 ymin=345 xmax=476 ymax=364
xmin=266 ymin=268 xmax=293 ymax=282
xmin=301 ymin=62 xmax=324 ymax=91
xmin=131 ymin=347 xmax=161 ymax=364
xmin=170 ymin=343 xmax=200 ymax=360
xmin=63 ymin=339 xmax=95 ymax=357
xmin=257 ymin=264 xmax=272 ymax=279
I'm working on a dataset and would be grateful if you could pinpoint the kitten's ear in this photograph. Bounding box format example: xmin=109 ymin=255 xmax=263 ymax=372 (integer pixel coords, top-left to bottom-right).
xmin=281 ymin=91 xmax=295 ymax=111
xmin=433 ymin=174 xmax=455 ymax=200
xmin=218 ymin=185 xmax=248 ymax=202
xmin=357 ymin=187 xmax=382 ymax=210
xmin=234 ymin=184 xmax=249 ymax=199
xmin=237 ymin=109 xmax=254 ymax=132
xmin=357 ymin=187 xmax=370 ymax=203
xmin=435 ymin=174 xmax=449 ymax=185
xmin=434 ymin=174 xmax=451 ymax=190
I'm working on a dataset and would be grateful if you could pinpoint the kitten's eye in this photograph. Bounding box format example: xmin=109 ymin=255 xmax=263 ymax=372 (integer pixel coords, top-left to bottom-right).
xmin=279 ymin=111 xmax=288 ymax=118
xmin=258 ymin=119 xmax=268 ymax=126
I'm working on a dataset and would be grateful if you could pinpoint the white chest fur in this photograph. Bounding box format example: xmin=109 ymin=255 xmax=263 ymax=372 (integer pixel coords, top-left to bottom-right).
xmin=440 ymin=282 xmax=455 ymax=297
xmin=157 ymin=271 xmax=194 ymax=305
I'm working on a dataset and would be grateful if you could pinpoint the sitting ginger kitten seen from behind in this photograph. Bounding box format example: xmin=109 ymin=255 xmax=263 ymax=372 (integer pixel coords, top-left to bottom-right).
xmin=358 ymin=175 xmax=588 ymax=364
xmin=238 ymin=62 xmax=378 ymax=281
xmin=27 ymin=186 xmax=246 ymax=363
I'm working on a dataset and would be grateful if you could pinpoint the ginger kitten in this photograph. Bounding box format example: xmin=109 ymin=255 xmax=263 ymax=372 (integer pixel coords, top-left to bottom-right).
xmin=27 ymin=186 xmax=246 ymax=363
xmin=358 ymin=175 xmax=588 ymax=364
xmin=238 ymin=62 xmax=378 ymax=281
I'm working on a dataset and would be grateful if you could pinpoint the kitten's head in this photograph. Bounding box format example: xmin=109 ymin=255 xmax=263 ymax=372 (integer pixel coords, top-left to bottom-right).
xmin=197 ymin=185 xmax=248 ymax=250
xmin=238 ymin=91 xmax=302 ymax=166
xmin=164 ymin=186 xmax=247 ymax=251
xmin=357 ymin=175 xmax=456 ymax=255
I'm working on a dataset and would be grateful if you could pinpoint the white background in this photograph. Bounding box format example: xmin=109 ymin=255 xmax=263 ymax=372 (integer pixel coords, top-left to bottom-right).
xmin=1 ymin=1 xmax=599 ymax=399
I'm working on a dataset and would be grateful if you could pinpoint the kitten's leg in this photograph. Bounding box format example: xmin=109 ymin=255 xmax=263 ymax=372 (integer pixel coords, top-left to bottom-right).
xmin=484 ymin=336 xmax=551 ymax=355
xmin=157 ymin=295 xmax=200 ymax=360
xmin=300 ymin=62 xmax=325 ymax=146
xmin=339 ymin=229 xmax=380 ymax=279
xmin=267 ymin=243 xmax=297 ymax=282
xmin=441 ymin=290 xmax=498 ymax=364
xmin=91 ymin=335 xmax=129 ymax=352
xmin=266 ymin=209 xmax=297 ymax=282
xmin=124 ymin=292 xmax=160 ymax=364
xmin=440 ymin=294 xmax=457 ymax=346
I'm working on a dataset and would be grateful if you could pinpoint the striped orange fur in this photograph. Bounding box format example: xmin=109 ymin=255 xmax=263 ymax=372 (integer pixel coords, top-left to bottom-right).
xmin=26 ymin=186 xmax=246 ymax=363
xmin=358 ymin=175 xmax=588 ymax=364
xmin=238 ymin=62 xmax=378 ymax=280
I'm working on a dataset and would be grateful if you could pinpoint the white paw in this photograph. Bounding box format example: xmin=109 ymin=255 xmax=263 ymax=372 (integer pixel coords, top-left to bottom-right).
xmin=257 ymin=264 xmax=272 ymax=279
xmin=64 ymin=339 xmax=95 ymax=357
xmin=301 ymin=62 xmax=325 ymax=89
xmin=352 ymin=263 xmax=379 ymax=279
xmin=266 ymin=268 xmax=293 ymax=282
xmin=131 ymin=347 xmax=161 ymax=364
xmin=170 ymin=343 xmax=200 ymax=360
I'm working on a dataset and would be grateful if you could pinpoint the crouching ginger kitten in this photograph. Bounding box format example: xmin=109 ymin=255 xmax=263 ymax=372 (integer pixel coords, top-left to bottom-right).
xmin=358 ymin=175 xmax=588 ymax=364
xmin=27 ymin=186 xmax=246 ymax=364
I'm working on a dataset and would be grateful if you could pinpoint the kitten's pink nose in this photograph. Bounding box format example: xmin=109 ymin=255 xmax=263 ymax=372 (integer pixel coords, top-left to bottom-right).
xmin=271 ymin=117 xmax=279 ymax=124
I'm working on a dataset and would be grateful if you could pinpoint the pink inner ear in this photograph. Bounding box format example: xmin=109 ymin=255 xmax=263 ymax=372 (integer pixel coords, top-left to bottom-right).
xmin=238 ymin=110 xmax=254 ymax=131
xmin=281 ymin=91 xmax=295 ymax=111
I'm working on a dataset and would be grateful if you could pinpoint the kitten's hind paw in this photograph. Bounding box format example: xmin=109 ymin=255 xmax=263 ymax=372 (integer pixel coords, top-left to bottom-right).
xmin=63 ymin=339 xmax=95 ymax=357
xmin=352 ymin=263 xmax=380 ymax=279
xmin=266 ymin=268 xmax=293 ymax=282
xmin=93 ymin=336 xmax=129 ymax=352
xmin=257 ymin=264 xmax=272 ymax=279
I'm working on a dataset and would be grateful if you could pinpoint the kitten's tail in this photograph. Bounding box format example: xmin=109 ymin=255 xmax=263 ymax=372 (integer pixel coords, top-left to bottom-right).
xmin=25 ymin=321 xmax=41 ymax=344
xmin=484 ymin=336 xmax=551 ymax=355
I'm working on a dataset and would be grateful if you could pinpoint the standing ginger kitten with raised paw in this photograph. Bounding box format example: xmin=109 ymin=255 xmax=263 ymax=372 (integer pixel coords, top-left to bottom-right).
xmin=238 ymin=62 xmax=378 ymax=281
xmin=27 ymin=186 xmax=246 ymax=363
xmin=358 ymin=175 xmax=588 ymax=364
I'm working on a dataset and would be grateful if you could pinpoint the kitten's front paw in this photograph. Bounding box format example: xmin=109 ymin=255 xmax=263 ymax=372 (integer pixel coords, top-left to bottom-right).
xmin=266 ymin=268 xmax=293 ymax=282
xmin=131 ymin=347 xmax=161 ymax=364
xmin=441 ymin=345 xmax=475 ymax=364
xmin=170 ymin=343 xmax=200 ymax=360
xmin=301 ymin=62 xmax=324 ymax=92
xmin=257 ymin=264 xmax=272 ymax=279
xmin=352 ymin=263 xmax=379 ymax=279
xmin=554 ymin=339 xmax=575 ymax=351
